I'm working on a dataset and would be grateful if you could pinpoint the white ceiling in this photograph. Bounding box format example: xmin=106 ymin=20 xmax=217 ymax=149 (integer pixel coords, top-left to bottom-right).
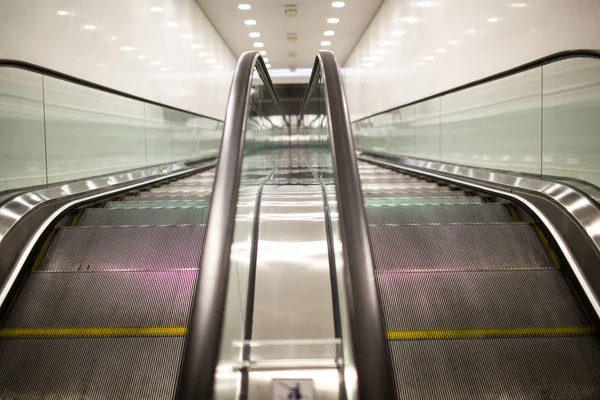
xmin=195 ymin=0 xmax=383 ymax=72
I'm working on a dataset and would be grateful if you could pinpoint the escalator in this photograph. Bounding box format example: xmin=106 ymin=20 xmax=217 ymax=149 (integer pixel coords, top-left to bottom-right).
xmin=357 ymin=161 xmax=600 ymax=398
xmin=0 ymin=168 xmax=214 ymax=398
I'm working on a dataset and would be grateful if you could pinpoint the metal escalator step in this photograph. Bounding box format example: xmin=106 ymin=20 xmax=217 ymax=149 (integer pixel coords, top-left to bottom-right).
xmin=78 ymin=208 xmax=207 ymax=226
xmin=389 ymin=336 xmax=600 ymax=399
xmin=370 ymin=224 xmax=555 ymax=271
xmin=123 ymin=195 xmax=209 ymax=202
xmin=377 ymin=270 xmax=589 ymax=331
xmin=366 ymin=203 xmax=512 ymax=225
xmin=360 ymin=182 xmax=443 ymax=192
xmin=39 ymin=226 xmax=204 ymax=271
xmin=5 ymin=270 xmax=196 ymax=328
xmin=365 ymin=197 xmax=484 ymax=206
xmin=0 ymin=336 xmax=183 ymax=399
xmin=106 ymin=200 xmax=208 ymax=209
xmin=363 ymin=190 xmax=466 ymax=198
xmin=147 ymin=187 xmax=212 ymax=194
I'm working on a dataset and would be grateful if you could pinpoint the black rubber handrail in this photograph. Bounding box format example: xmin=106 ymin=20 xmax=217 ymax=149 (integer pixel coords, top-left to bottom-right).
xmin=353 ymin=48 xmax=600 ymax=123
xmin=176 ymin=51 xmax=288 ymax=399
xmin=0 ymin=59 xmax=223 ymax=122
xmin=299 ymin=50 xmax=396 ymax=399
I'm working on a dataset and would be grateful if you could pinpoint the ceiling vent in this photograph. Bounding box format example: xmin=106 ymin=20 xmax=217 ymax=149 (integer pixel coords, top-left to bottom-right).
xmin=284 ymin=5 xmax=298 ymax=17
xmin=286 ymin=33 xmax=298 ymax=44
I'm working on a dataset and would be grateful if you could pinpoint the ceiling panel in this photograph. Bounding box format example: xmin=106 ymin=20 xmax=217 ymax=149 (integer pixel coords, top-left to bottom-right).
xmin=195 ymin=0 xmax=382 ymax=70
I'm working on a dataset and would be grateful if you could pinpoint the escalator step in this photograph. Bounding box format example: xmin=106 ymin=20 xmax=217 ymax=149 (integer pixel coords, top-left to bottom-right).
xmin=122 ymin=195 xmax=209 ymax=202
xmin=360 ymin=182 xmax=445 ymax=192
xmin=0 ymin=336 xmax=183 ymax=399
xmin=378 ymin=270 xmax=589 ymax=331
xmin=365 ymin=197 xmax=484 ymax=206
xmin=370 ymin=224 xmax=555 ymax=271
xmin=388 ymin=336 xmax=600 ymax=400
xmin=366 ymin=203 xmax=512 ymax=225
xmin=39 ymin=226 xmax=204 ymax=271
xmin=78 ymin=208 xmax=207 ymax=226
xmin=106 ymin=200 xmax=208 ymax=209
xmin=147 ymin=187 xmax=212 ymax=195
xmin=363 ymin=190 xmax=466 ymax=198
xmin=4 ymin=270 xmax=196 ymax=328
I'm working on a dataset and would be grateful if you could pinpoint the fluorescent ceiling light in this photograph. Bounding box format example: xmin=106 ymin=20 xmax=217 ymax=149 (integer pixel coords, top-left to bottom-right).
xmin=191 ymin=44 xmax=203 ymax=49
xmin=327 ymin=17 xmax=339 ymax=24
xmin=244 ymin=19 xmax=257 ymax=25
xmin=149 ymin=7 xmax=163 ymax=12
xmin=467 ymin=29 xmax=477 ymax=34
xmin=57 ymin=10 xmax=69 ymax=16
xmin=120 ymin=46 xmax=135 ymax=51
xmin=238 ymin=4 xmax=251 ymax=10
xmin=180 ymin=34 xmax=193 ymax=40
xmin=205 ymin=59 xmax=218 ymax=64
xmin=159 ymin=67 xmax=168 ymax=71
xmin=249 ymin=32 xmax=260 ymax=38
xmin=363 ymin=62 xmax=375 ymax=67
xmin=137 ymin=54 xmax=148 ymax=59
xmin=321 ymin=40 xmax=332 ymax=46
xmin=332 ymin=1 xmax=345 ymax=8
xmin=391 ymin=30 xmax=405 ymax=36
xmin=488 ymin=17 xmax=499 ymax=22
xmin=324 ymin=30 xmax=335 ymax=36
xmin=198 ymin=52 xmax=210 ymax=57
xmin=150 ymin=61 xmax=160 ymax=65
xmin=83 ymin=25 xmax=96 ymax=31
xmin=510 ymin=3 xmax=527 ymax=7
xmin=434 ymin=48 xmax=446 ymax=53
xmin=424 ymin=56 xmax=435 ymax=61
xmin=259 ymin=50 xmax=267 ymax=55
xmin=447 ymin=40 xmax=459 ymax=45
xmin=253 ymin=42 xmax=264 ymax=48
xmin=166 ymin=22 xmax=179 ymax=27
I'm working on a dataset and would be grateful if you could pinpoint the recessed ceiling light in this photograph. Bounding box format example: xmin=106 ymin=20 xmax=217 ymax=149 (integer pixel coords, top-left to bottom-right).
xmin=137 ymin=54 xmax=148 ymax=59
xmin=110 ymin=36 xmax=117 ymax=41
xmin=327 ymin=17 xmax=339 ymax=24
xmin=238 ymin=4 xmax=251 ymax=10
xmin=120 ymin=46 xmax=135 ymax=51
xmin=160 ymin=67 xmax=168 ymax=72
xmin=447 ymin=40 xmax=459 ymax=45
xmin=149 ymin=7 xmax=163 ymax=12
xmin=191 ymin=44 xmax=203 ymax=49
xmin=249 ymin=32 xmax=260 ymax=38
xmin=434 ymin=48 xmax=446 ymax=53
xmin=265 ymin=63 xmax=272 ymax=68
xmin=214 ymin=65 xmax=223 ymax=70
xmin=166 ymin=22 xmax=179 ymax=27
xmin=467 ymin=29 xmax=477 ymax=34
xmin=205 ymin=58 xmax=218 ymax=64
xmin=263 ymin=57 xmax=269 ymax=62
xmin=488 ymin=17 xmax=499 ymax=22
xmin=259 ymin=51 xmax=267 ymax=56
xmin=83 ymin=24 xmax=96 ymax=31
xmin=57 ymin=10 xmax=69 ymax=16
xmin=198 ymin=52 xmax=210 ymax=57
xmin=253 ymin=42 xmax=264 ymax=48
xmin=244 ymin=19 xmax=257 ymax=25
xmin=401 ymin=16 xmax=419 ymax=23
xmin=378 ymin=40 xmax=396 ymax=46
xmin=424 ymin=56 xmax=435 ymax=61
xmin=324 ymin=30 xmax=335 ymax=36
xmin=321 ymin=40 xmax=332 ymax=46
xmin=510 ymin=3 xmax=527 ymax=7
xmin=391 ymin=30 xmax=405 ymax=36
xmin=150 ymin=61 xmax=160 ymax=65
xmin=180 ymin=34 xmax=193 ymax=40
xmin=332 ymin=1 xmax=345 ymax=8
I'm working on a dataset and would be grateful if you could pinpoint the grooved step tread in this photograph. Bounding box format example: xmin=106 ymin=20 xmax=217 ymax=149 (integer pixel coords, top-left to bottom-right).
xmin=106 ymin=200 xmax=208 ymax=209
xmin=39 ymin=226 xmax=205 ymax=271
xmin=366 ymin=203 xmax=513 ymax=225
xmin=78 ymin=208 xmax=207 ymax=226
xmin=365 ymin=197 xmax=484 ymax=206
xmin=370 ymin=223 xmax=555 ymax=272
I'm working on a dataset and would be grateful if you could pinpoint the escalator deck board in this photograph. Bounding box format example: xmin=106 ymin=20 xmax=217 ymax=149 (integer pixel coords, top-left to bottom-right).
xmin=78 ymin=208 xmax=208 ymax=226
xmin=0 ymin=336 xmax=183 ymax=399
xmin=39 ymin=226 xmax=205 ymax=271
xmin=366 ymin=203 xmax=513 ymax=225
xmin=4 ymin=270 xmax=197 ymax=329
xmin=389 ymin=336 xmax=600 ymax=400
xmin=370 ymin=223 xmax=555 ymax=272
xmin=378 ymin=270 xmax=590 ymax=331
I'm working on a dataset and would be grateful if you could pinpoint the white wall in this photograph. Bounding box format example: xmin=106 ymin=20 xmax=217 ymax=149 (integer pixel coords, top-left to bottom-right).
xmin=0 ymin=0 xmax=236 ymax=119
xmin=343 ymin=0 xmax=600 ymax=120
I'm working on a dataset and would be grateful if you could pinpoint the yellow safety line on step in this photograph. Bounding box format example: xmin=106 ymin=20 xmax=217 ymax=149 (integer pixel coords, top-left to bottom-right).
xmin=387 ymin=325 xmax=595 ymax=340
xmin=0 ymin=326 xmax=187 ymax=337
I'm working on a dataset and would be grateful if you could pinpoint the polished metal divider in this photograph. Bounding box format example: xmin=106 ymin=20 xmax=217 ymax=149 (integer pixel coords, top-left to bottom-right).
xmin=176 ymin=51 xmax=289 ymax=399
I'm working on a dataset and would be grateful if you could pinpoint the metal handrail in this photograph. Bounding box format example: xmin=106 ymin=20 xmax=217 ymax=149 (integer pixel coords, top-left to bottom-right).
xmin=176 ymin=51 xmax=289 ymax=399
xmin=0 ymin=59 xmax=223 ymax=122
xmin=352 ymin=48 xmax=600 ymax=123
xmin=299 ymin=50 xmax=396 ymax=399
